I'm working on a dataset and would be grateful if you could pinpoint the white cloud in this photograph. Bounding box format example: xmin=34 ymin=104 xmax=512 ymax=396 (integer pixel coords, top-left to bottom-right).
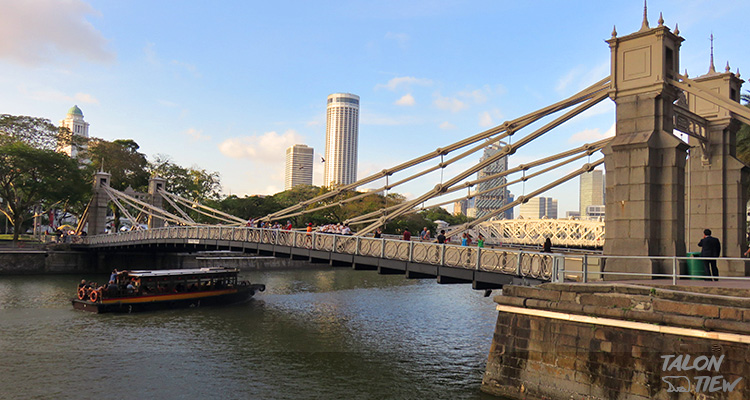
xmin=158 ymin=99 xmax=178 ymax=107
xmin=0 ymin=0 xmax=114 ymax=66
xmin=73 ymin=92 xmax=99 ymax=104
xmin=144 ymin=42 xmax=159 ymax=66
xmin=183 ymin=128 xmax=210 ymax=142
xmin=434 ymin=94 xmax=467 ymax=112
xmin=479 ymin=112 xmax=494 ymax=127
xmin=395 ymin=93 xmax=415 ymax=106
xmin=478 ymin=109 xmax=504 ymax=127
xmin=439 ymin=121 xmax=456 ymax=130
xmin=23 ymin=87 xmax=99 ymax=105
xmin=376 ymin=76 xmax=433 ymax=91
xmin=568 ymin=123 xmax=615 ymax=143
xmin=385 ymin=32 xmax=410 ymax=47
xmin=218 ymin=130 xmax=303 ymax=163
xmin=171 ymin=59 xmax=201 ymax=78
xmin=459 ymin=88 xmax=489 ymax=104
xmin=556 ymin=61 xmax=610 ymax=94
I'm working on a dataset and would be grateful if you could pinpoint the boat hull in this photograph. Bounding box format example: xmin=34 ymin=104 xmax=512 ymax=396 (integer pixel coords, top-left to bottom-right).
xmin=72 ymin=284 xmax=265 ymax=313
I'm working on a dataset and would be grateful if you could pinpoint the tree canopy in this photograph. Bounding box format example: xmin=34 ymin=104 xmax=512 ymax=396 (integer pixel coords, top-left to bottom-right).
xmin=0 ymin=140 xmax=87 ymax=241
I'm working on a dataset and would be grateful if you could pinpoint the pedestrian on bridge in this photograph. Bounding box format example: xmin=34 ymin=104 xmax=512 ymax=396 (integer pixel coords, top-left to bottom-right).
xmin=420 ymin=227 xmax=430 ymax=241
xmin=402 ymin=229 xmax=411 ymax=241
xmin=698 ymin=229 xmax=721 ymax=281
xmin=437 ymin=230 xmax=446 ymax=244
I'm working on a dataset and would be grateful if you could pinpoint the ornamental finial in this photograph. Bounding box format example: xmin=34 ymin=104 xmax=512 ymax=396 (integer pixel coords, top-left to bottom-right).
xmin=658 ymin=12 xmax=664 ymax=27
xmin=640 ymin=0 xmax=650 ymax=31
xmin=708 ymin=33 xmax=716 ymax=74
xmin=611 ymin=25 xmax=617 ymax=38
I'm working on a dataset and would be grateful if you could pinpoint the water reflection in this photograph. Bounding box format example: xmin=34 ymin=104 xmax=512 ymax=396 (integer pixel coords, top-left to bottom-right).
xmin=0 ymin=269 xmax=505 ymax=399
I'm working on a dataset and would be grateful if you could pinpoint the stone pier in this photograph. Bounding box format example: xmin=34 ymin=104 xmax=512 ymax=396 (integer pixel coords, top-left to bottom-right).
xmin=481 ymin=283 xmax=749 ymax=399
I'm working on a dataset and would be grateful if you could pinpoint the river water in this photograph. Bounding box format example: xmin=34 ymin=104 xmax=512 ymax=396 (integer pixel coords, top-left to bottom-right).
xmin=0 ymin=267 xmax=506 ymax=400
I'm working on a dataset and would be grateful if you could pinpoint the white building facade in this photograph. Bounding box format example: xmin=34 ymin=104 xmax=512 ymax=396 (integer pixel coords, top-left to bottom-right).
xmin=323 ymin=93 xmax=359 ymax=188
xmin=59 ymin=105 xmax=89 ymax=158
xmin=285 ymin=144 xmax=314 ymax=190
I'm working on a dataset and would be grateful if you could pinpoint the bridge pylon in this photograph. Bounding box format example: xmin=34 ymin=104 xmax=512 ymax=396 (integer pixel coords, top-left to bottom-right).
xmin=148 ymin=176 xmax=167 ymax=229
xmin=602 ymin=17 xmax=689 ymax=277
xmin=685 ymin=66 xmax=749 ymax=276
xmin=89 ymin=170 xmax=112 ymax=235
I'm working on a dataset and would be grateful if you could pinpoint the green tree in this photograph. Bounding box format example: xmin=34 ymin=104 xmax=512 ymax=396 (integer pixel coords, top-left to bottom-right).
xmin=0 ymin=114 xmax=76 ymax=150
xmin=0 ymin=141 xmax=87 ymax=242
xmin=86 ymin=138 xmax=149 ymax=191
xmin=149 ymin=155 xmax=221 ymax=201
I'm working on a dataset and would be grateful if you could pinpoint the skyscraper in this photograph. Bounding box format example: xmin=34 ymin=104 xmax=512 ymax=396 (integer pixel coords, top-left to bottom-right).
xmin=579 ymin=169 xmax=605 ymax=219
xmin=59 ymin=105 xmax=89 ymax=158
xmin=475 ymin=142 xmax=513 ymax=220
xmin=518 ymin=197 xmax=558 ymax=219
xmin=285 ymin=144 xmax=314 ymax=190
xmin=324 ymin=93 xmax=359 ymax=188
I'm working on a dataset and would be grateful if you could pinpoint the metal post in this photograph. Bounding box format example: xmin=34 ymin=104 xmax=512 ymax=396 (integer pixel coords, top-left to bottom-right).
xmin=582 ymin=254 xmax=589 ymax=283
xmin=556 ymin=255 xmax=566 ymax=283
xmin=440 ymin=244 xmax=446 ymax=266
xmin=293 ymin=231 xmax=297 ymax=248
xmin=516 ymin=251 xmax=523 ymax=276
xmin=355 ymin=236 xmax=360 ymax=256
xmin=672 ymin=256 xmax=678 ymax=285
xmin=476 ymin=248 xmax=481 ymax=270
xmin=381 ymin=238 xmax=386 ymax=259
xmin=332 ymin=235 xmax=338 ymax=253
xmin=408 ymin=241 xmax=413 ymax=262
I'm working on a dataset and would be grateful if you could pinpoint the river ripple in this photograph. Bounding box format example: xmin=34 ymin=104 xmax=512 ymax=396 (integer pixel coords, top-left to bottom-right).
xmin=0 ymin=268 xmax=506 ymax=400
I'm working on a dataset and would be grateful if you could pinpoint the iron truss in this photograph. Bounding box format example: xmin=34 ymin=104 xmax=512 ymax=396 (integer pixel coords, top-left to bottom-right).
xmin=475 ymin=218 xmax=605 ymax=249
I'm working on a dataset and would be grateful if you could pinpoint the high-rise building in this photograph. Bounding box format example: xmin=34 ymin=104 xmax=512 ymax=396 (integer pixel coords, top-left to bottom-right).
xmin=518 ymin=197 xmax=557 ymax=219
xmin=475 ymin=142 xmax=513 ymax=220
xmin=579 ymin=169 xmax=605 ymax=219
xmin=59 ymin=105 xmax=89 ymax=158
xmin=324 ymin=93 xmax=359 ymax=188
xmin=285 ymin=144 xmax=314 ymax=190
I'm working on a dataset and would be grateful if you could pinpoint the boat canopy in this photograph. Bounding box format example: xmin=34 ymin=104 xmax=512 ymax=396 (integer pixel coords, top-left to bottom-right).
xmin=126 ymin=267 xmax=239 ymax=278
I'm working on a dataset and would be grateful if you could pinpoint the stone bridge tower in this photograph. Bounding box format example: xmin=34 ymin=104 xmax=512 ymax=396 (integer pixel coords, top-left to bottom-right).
xmin=602 ymin=15 xmax=688 ymax=276
xmin=88 ymin=171 xmax=111 ymax=236
xmin=685 ymin=57 xmax=749 ymax=276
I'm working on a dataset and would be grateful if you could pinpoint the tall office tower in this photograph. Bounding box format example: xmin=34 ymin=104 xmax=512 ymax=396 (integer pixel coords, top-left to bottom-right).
xmin=59 ymin=105 xmax=89 ymax=158
xmin=285 ymin=144 xmax=314 ymax=190
xmin=518 ymin=197 xmax=557 ymax=219
xmin=579 ymin=169 xmax=605 ymax=219
xmin=475 ymin=142 xmax=513 ymax=220
xmin=323 ymin=93 xmax=359 ymax=188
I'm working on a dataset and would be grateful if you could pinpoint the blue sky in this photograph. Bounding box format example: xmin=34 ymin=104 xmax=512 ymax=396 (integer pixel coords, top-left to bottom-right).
xmin=1 ymin=0 xmax=749 ymax=215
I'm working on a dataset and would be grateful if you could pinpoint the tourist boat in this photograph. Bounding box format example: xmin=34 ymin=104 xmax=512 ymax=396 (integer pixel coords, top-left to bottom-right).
xmin=72 ymin=267 xmax=265 ymax=313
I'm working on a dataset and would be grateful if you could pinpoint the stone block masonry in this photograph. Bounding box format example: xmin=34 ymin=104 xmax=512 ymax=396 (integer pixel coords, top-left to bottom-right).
xmin=481 ymin=283 xmax=749 ymax=400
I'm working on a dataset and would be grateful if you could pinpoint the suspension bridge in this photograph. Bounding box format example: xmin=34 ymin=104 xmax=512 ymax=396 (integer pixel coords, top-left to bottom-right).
xmin=65 ymin=10 xmax=750 ymax=285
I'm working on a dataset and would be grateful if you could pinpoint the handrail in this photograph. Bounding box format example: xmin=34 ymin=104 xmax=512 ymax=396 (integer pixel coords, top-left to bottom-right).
xmin=77 ymin=226 xmax=750 ymax=285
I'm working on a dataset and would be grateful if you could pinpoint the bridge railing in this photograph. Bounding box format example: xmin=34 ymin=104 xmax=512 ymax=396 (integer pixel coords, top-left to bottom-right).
xmin=82 ymin=226 xmax=559 ymax=282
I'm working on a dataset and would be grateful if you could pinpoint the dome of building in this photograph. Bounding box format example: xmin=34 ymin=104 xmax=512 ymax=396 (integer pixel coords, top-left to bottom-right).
xmin=67 ymin=105 xmax=83 ymax=117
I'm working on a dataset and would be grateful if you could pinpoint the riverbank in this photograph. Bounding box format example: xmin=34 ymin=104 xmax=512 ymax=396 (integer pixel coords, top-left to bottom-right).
xmin=0 ymin=247 xmax=325 ymax=275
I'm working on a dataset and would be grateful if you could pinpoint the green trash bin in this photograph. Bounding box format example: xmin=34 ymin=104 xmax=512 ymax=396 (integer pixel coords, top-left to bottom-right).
xmin=686 ymin=251 xmax=704 ymax=280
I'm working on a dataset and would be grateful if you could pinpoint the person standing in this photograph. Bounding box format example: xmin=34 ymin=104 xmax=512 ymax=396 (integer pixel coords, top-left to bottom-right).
xmin=698 ymin=229 xmax=721 ymax=281
xmin=402 ymin=229 xmax=411 ymax=241
xmin=374 ymin=228 xmax=382 ymax=239
xmin=437 ymin=230 xmax=446 ymax=244
xmin=477 ymin=234 xmax=485 ymax=248
xmin=543 ymin=237 xmax=552 ymax=253
xmin=420 ymin=227 xmax=430 ymax=241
